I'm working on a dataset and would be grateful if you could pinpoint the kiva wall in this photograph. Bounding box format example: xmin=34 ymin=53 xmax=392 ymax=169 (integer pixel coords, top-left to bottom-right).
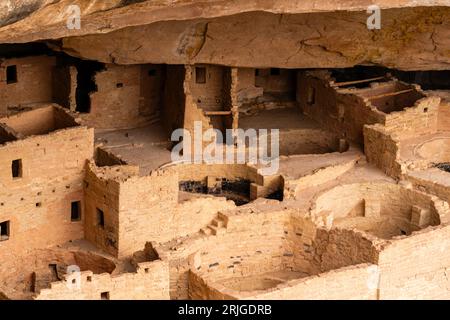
xmin=191 ymin=264 xmax=378 ymax=300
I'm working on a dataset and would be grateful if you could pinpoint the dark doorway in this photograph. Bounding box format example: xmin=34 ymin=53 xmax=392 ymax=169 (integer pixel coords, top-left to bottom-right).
xmin=75 ymin=61 xmax=104 ymax=113
xmin=0 ymin=220 xmax=10 ymax=241
xmin=6 ymin=65 xmax=18 ymax=84
xmin=71 ymin=201 xmax=82 ymax=221
xmin=11 ymin=159 xmax=22 ymax=178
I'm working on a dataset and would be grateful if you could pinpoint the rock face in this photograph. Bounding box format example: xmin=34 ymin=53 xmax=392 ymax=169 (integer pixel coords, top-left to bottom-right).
xmin=0 ymin=1 xmax=449 ymax=70
xmin=59 ymin=7 xmax=450 ymax=70
xmin=0 ymin=0 xmax=54 ymax=28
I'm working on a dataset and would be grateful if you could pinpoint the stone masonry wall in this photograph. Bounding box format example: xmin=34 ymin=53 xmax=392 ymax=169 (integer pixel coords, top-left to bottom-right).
xmin=297 ymin=71 xmax=385 ymax=145
xmin=84 ymin=163 xmax=123 ymax=257
xmin=0 ymin=118 xmax=94 ymax=262
xmin=80 ymin=64 xmax=162 ymax=130
xmin=364 ymin=96 xmax=441 ymax=178
xmin=35 ymin=259 xmax=169 ymax=300
xmin=0 ymin=55 xmax=56 ymax=115
xmin=378 ymin=224 xmax=450 ymax=299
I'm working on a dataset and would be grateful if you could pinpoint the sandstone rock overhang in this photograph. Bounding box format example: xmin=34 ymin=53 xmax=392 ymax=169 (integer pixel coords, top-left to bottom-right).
xmin=0 ymin=1 xmax=449 ymax=71
xmin=0 ymin=0 xmax=447 ymax=44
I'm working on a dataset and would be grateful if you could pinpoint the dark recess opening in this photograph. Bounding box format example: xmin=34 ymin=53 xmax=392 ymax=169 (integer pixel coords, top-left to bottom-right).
xmin=12 ymin=159 xmax=22 ymax=178
xmin=392 ymin=70 xmax=450 ymax=90
xmin=0 ymin=43 xmax=54 ymax=58
xmin=331 ymin=66 xmax=387 ymax=88
xmin=270 ymin=68 xmax=281 ymax=76
xmin=6 ymin=65 xmax=18 ymax=84
xmin=435 ymin=163 xmax=450 ymax=173
xmin=48 ymin=263 xmax=60 ymax=281
xmin=71 ymin=201 xmax=82 ymax=221
xmin=0 ymin=220 xmax=10 ymax=241
xmin=75 ymin=61 xmax=104 ymax=113
xmin=265 ymin=188 xmax=284 ymax=201
xmin=179 ymin=179 xmax=251 ymax=206
xmin=331 ymin=66 xmax=450 ymax=90
xmin=97 ymin=208 xmax=105 ymax=228
xmin=101 ymin=292 xmax=110 ymax=300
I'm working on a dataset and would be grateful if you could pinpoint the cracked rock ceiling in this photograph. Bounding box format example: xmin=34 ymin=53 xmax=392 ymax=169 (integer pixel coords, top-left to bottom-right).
xmin=0 ymin=0 xmax=449 ymax=70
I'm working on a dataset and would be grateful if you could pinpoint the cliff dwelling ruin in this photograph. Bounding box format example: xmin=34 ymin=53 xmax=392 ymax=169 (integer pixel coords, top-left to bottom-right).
xmin=0 ymin=0 xmax=450 ymax=300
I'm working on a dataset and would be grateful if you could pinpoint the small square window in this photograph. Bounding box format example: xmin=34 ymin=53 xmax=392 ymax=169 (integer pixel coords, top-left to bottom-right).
xmin=195 ymin=67 xmax=206 ymax=84
xmin=87 ymin=276 xmax=92 ymax=282
xmin=6 ymin=65 xmax=18 ymax=84
xmin=270 ymin=68 xmax=281 ymax=76
xmin=148 ymin=69 xmax=157 ymax=76
xmin=0 ymin=220 xmax=10 ymax=241
xmin=12 ymin=159 xmax=22 ymax=178
xmin=116 ymin=83 xmax=123 ymax=88
xmin=71 ymin=201 xmax=82 ymax=222
xmin=36 ymin=202 xmax=42 ymax=208
xmin=97 ymin=208 xmax=105 ymax=228
xmin=101 ymin=292 xmax=110 ymax=300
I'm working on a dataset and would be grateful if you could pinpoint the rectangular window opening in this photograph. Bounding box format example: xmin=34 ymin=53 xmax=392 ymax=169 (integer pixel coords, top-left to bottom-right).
xmin=0 ymin=220 xmax=10 ymax=241
xmin=101 ymin=291 xmax=110 ymax=300
xmin=12 ymin=159 xmax=22 ymax=178
xmin=97 ymin=208 xmax=105 ymax=228
xmin=195 ymin=67 xmax=206 ymax=84
xmin=71 ymin=201 xmax=82 ymax=222
xmin=6 ymin=65 xmax=18 ymax=84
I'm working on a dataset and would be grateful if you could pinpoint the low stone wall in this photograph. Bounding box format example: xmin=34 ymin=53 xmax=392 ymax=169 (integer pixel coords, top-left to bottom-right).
xmin=189 ymin=263 xmax=379 ymax=300
xmin=35 ymin=259 xmax=169 ymax=300
xmin=311 ymin=182 xmax=444 ymax=227
xmin=364 ymin=96 xmax=441 ymax=178
xmin=378 ymin=224 xmax=450 ymax=299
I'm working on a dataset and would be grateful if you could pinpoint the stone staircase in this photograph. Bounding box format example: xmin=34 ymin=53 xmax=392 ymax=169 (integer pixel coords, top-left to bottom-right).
xmin=200 ymin=214 xmax=227 ymax=236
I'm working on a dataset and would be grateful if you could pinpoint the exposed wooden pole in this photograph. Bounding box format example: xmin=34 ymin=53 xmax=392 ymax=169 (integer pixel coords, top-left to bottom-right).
xmin=204 ymin=111 xmax=233 ymax=116
xmin=367 ymin=89 xmax=415 ymax=100
xmin=331 ymin=76 xmax=387 ymax=87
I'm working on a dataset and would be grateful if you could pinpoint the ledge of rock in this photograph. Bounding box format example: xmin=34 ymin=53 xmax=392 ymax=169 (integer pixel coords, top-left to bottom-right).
xmin=0 ymin=1 xmax=449 ymax=70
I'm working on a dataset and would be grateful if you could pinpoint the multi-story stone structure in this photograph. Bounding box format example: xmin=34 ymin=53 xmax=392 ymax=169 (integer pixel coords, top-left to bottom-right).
xmin=0 ymin=0 xmax=449 ymax=300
